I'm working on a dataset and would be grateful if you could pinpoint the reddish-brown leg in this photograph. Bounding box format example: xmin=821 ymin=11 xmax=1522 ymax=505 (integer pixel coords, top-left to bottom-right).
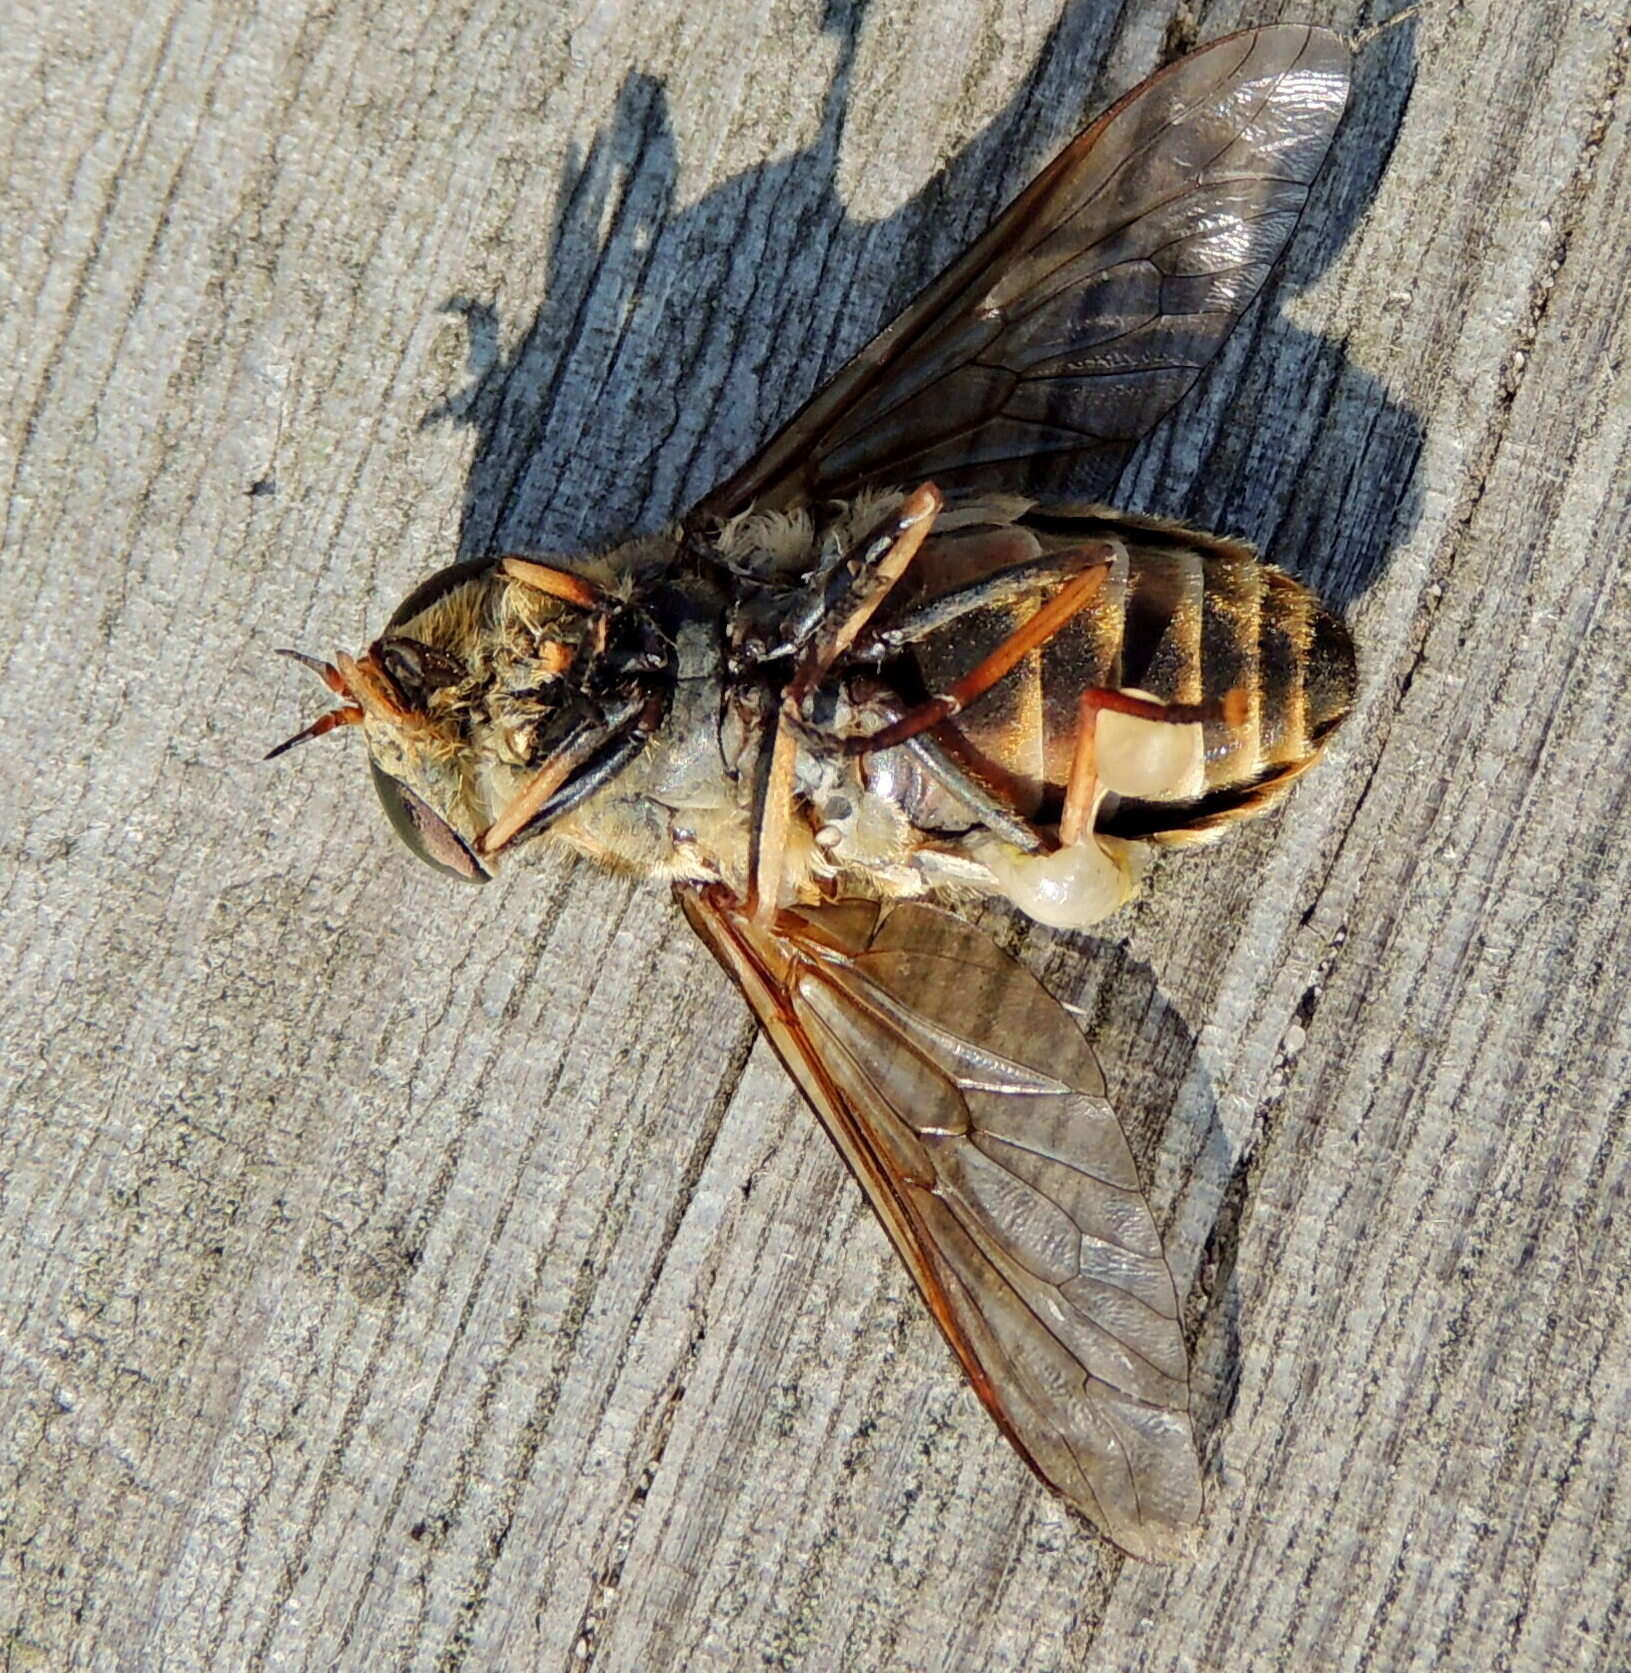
xmin=1057 ymin=692 xmax=1101 ymax=848
xmin=841 ymin=559 xmax=1116 ymax=758
xmin=477 ymin=693 xmax=648 ymax=857
xmin=748 ymin=718 xmax=803 ymax=925
xmin=499 ymin=558 xmax=608 ymax=611
xmin=785 ymin=483 xmax=941 ymax=706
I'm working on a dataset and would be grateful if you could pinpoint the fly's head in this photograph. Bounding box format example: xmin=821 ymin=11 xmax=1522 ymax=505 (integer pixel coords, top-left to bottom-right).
xmin=268 ymin=556 xmax=674 ymax=883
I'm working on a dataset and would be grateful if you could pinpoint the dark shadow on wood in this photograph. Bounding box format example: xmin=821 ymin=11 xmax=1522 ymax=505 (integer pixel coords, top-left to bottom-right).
xmin=426 ymin=0 xmax=1421 ymax=613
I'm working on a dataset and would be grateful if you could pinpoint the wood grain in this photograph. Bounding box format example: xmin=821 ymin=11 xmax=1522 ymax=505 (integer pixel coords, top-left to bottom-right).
xmin=2 ymin=1 xmax=1627 ymax=1668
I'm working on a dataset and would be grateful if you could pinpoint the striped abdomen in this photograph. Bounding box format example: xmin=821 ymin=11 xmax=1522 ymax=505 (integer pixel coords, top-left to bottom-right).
xmin=903 ymin=506 xmax=1355 ymax=843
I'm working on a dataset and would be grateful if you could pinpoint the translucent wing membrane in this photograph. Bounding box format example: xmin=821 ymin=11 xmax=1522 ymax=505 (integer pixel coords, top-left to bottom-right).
xmin=680 ymin=889 xmax=1202 ymax=1559
xmin=690 ymin=25 xmax=1351 ymax=521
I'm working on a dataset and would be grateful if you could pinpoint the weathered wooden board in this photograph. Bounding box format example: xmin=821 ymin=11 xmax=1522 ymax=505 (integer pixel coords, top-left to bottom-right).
xmin=2 ymin=1 xmax=1628 ymax=1668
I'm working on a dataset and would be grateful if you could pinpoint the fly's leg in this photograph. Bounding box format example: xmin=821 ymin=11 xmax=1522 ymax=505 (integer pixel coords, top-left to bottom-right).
xmin=808 ymin=538 xmax=1132 ymax=856
xmin=838 ymin=559 xmax=1129 ymax=758
xmin=829 ymin=549 xmax=1234 ymax=928
xmin=851 ymin=541 xmax=1124 ymax=660
xmin=488 ymin=692 xmax=670 ymax=854
xmin=901 ymin=728 xmax=1046 ymax=852
xmin=477 ymin=694 xmax=643 ymax=856
xmin=784 ymin=483 xmax=943 ymax=703
xmin=1058 ymin=691 xmax=1101 ymax=848
xmin=974 ymin=680 xmax=1233 ymax=930
xmin=499 ymin=558 xmax=608 ymax=611
xmin=476 ymin=687 xmax=674 ymax=857
xmin=750 ymin=720 xmax=802 ymax=925
xmin=1058 ymin=683 xmax=1250 ymax=845
xmin=749 ymin=483 xmax=942 ymax=924
xmin=843 ymin=551 xmax=1224 ymax=763
xmin=903 ymin=682 xmax=1238 ymax=857
xmin=843 ymin=531 xmax=1218 ymax=759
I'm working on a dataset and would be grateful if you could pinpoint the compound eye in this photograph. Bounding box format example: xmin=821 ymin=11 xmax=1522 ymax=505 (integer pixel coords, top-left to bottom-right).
xmin=371 ymin=764 xmax=488 ymax=883
xmin=385 ymin=558 xmax=498 ymax=631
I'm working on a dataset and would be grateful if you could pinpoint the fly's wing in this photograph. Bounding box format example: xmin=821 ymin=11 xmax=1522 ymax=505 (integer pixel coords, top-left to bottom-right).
xmin=680 ymin=887 xmax=1202 ymax=1560
xmin=688 ymin=25 xmax=1350 ymax=523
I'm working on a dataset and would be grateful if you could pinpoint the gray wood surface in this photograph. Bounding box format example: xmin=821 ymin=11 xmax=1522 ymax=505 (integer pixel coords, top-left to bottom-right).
xmin=3 ymin=1 xmax=1628 ymax=1668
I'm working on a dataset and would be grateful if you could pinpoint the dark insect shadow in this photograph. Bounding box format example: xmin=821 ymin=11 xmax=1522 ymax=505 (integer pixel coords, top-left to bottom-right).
xmin=426 ymin=0 xmax=1421 ymax=611
xmin=423 ymin=0 xmax=1421 ymax=1465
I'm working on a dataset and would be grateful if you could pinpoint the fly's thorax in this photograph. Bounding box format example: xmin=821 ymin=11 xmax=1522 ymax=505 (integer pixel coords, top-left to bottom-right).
xmin=552 ymin=654 xmax=940 ymax=904
xmin=543 ymin=611 xmax=761 ymax=888
xmin=547 ymin=622 xmax=917 ymax=900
